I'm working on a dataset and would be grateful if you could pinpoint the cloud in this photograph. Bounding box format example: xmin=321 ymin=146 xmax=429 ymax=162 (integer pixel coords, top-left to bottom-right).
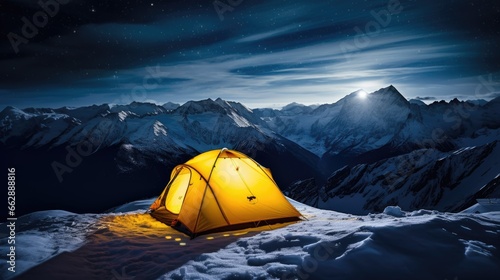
xmin=237 ymin=25 xmax=299 ymax=43
xmin=415 ymin=97 xmax=437 ymax=101
xmin=1 ymin=27 xmax=484 ymax=109
xmin=140 ymin=31 xmax=463 ymax=95
xmin=1 ymin=0 xmax=499 ymax=109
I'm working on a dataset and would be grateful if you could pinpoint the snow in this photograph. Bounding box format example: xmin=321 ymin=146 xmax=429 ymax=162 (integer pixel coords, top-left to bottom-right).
xmin=457 ymin=128 xmax=500 ymax=147
xmin=462 ymin=201 xmax=500 ymax=214
xmin=7 ymin=107 xmax=35 ymax=119
xmin=118 ymin=111 xmax=128 ymax=121
xmin=153 ymin=121 xmax=168 ymax=137
xmin=436 ymin=142 xmax=500 ymax=210
xmin=0 ymin=210 xmax=101 ymax=278
xmin=229 ymin=111 xmax=251 ymax=127
xmin=255 ymin=86 xmax=416 ymax=156
xmin=382 ymin=205 xmax=406 ymax=217
xmin=308 ymin=142 xmax=499 ymax=215
xmin=2 ymin=199 xmax=499 ymax=280
xmin=163 ymin=200 xmax=500 ymax=280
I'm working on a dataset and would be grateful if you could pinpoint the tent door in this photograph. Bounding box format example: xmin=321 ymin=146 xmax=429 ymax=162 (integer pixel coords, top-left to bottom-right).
xmin=165 ymin=168 xmax=192 ymax=214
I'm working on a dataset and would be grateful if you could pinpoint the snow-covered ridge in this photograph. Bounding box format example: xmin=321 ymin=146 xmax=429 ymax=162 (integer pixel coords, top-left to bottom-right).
xmin=254 ymin=86 xmax=500 ymax=157
xmin=1 ymin=86 xmax=499 ymax=215
xmin=2 ymin=86 xmax=499 ymax=158
xmin=289 ymin=141 xmax=500 ymax=214
xmin=0 ymin=97 xmax=267 ymax=153
xmin=1 ymin=198 xmax=499 ymax=280
xmin=0 ymin=96 xmax=324 ymax=217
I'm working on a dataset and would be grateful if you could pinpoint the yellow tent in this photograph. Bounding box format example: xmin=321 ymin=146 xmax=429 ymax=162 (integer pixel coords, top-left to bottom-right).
xmin=149 ymin=148 xmax=302 ymax=237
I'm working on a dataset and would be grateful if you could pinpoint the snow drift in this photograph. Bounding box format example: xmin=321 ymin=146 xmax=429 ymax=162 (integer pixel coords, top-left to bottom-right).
xmin=1 ymin=199 xmax=499 ymax=280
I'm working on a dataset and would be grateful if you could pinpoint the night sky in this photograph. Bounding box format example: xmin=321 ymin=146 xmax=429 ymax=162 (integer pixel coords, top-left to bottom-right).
xmin=1 ymin=0 xmax=500 ymax=109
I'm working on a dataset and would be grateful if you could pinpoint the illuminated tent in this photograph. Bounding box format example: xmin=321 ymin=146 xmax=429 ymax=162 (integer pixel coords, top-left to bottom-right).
xmin=149 ymin=148 xmax=301 ymax=237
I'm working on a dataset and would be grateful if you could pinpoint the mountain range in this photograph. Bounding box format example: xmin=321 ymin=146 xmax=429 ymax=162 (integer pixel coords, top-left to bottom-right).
xmin=1 ymin=85 xmax=499 ymax=217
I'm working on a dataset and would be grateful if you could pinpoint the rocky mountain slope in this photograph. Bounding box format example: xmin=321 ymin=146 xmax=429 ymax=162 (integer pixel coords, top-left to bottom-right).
xmin=0 ymin=98 xmax=319 ymax=216
xmin=1 ymin=86 xmax=499 ymax=216
xmin=288 ymin=141 xmax=500 ymax=214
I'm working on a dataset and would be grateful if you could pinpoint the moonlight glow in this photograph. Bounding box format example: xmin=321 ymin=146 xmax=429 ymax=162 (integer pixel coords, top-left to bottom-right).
xmin=358 ymin=90 xmax=368 ymax=99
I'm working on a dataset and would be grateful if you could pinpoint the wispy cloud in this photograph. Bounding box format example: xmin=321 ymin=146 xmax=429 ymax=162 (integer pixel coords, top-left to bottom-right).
xmin=415 ymin=96 xmax=436 ymax=101
xmin=237 ymin=25 xmax=299 ymax=43
xmin=1 ymin=0 xmax=499 ymax=109
xmin=125 ymin=31 xmax=471 ymax=106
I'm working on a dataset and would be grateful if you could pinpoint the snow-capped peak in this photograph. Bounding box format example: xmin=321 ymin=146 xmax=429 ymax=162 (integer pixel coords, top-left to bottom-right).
xmin=409 ymin=99 xmax=427 ymax=106
xmin=0 ymin=106 xmax=34 ymax=120
xmin=369 ymin=85 xmax=409 ymax=106
xmin=162 ymin=102 xmax=180 ymax=111
xmin=175 ymin=98 xmax=227 ymax=115
xmin=282 ymin=102 xmax=306 ymax=110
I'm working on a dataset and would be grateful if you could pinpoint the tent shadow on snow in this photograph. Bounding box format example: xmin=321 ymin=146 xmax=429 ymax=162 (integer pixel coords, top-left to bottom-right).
xmin=18 ymin=212 xmax=298 ymax=280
